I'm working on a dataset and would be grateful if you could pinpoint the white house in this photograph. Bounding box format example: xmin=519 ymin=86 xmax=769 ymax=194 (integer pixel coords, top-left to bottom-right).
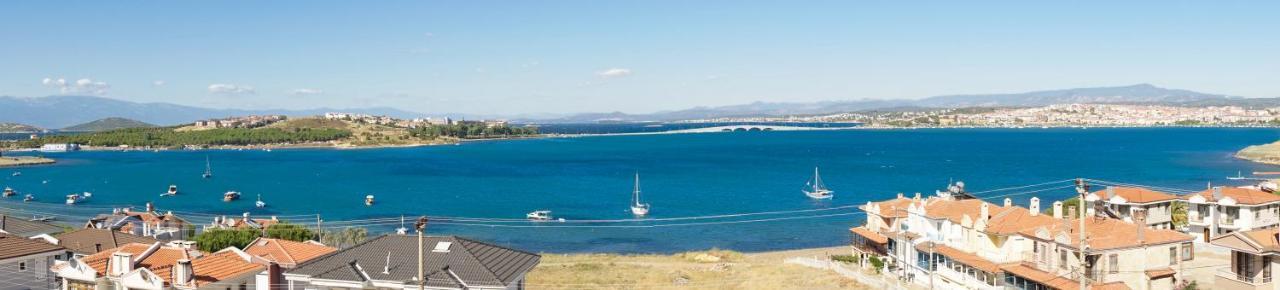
xmin=1086 ymin=186 xmax=1179 ymax=229
xmin=53 ymin=242 xmax=263 ymax=290
xmin=1184 ymin=186 xmax=1280 ymax=243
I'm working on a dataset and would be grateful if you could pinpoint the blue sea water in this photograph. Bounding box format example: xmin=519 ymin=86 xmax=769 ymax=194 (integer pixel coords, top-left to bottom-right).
xmin=2 ymin=127 xmax=1280 ymax=253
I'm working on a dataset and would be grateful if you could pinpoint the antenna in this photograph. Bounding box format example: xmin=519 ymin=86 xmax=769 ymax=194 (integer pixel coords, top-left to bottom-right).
xmin=382 ymin=251 xmax=391 ymax=274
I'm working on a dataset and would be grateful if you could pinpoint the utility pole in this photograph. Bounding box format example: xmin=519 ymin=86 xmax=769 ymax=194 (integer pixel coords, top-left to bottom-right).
xmin=415 ymin=216 xmax=429 ymax=290
xmin=1074 ymin=178 xmax=1089 ymax=290
xmin=315 ymin=214 xmax=322 ymax=242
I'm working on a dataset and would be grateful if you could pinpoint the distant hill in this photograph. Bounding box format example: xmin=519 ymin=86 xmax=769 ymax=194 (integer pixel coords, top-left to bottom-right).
xmin=533 ymin=84 xmax=1247 ymax=123
xmin=61 ymin=117 xmax=156 ymax=132
xmin=0 ymin=95 xmax=431 ymax=128
xmin=0 ymin=122 xmax=42 ymax=133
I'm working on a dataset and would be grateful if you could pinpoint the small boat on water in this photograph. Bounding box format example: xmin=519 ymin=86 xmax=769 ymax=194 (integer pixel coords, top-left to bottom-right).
xmin=202 ymin=156 xmax=213 ymax=179
xmin=629 ymin=173 xmax=650 ymax=216
xmin=161 ymin=185 xmax=178 ymax=197
xmin=2 ymin=187 xmax=14 ymax=197
xmin=364 ymin=195 xmax=375 ymax=206
xmin=23 ymin=194 xmax=34 ymax=202
xmin=223 ymin=191 xmax=241 ymax=202
xmin=11 ymin=172 xmax=20 ymax=177
xmin=65 ymin=194 xmax=80 ymax=205
xmin=82 ymin=192 xmax=92 ymax=198
xmin=802 ymin=166 xmax=834 ymax=199
xmin=526 ymin=210 xmax=553 ymax=221
xmin=255 ymin=194 xmax=266 ymax=208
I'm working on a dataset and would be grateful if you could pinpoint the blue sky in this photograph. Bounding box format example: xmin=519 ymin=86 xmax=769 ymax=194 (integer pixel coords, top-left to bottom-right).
xmin=1 ymin=1 xmax=1277 ymax=115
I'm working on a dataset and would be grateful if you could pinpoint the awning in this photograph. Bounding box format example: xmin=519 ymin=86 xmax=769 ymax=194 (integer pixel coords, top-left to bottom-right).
xmin=913 ymin=242 xmax=1001 ymax=273
xmin=850 ymin=227 xmax=888 ymax=244
xmin=1001 ymin=263 xmax=1131 ymax=290
xmin=1145 ymin=267 xmax=1175 ymax=279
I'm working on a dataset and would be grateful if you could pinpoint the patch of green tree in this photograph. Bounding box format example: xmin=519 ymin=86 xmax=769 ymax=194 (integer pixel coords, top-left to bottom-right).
xmin=20 ymin=126 xmax=351 ymax=147
xmin=193 ymin=222 xmax=319 ymax=252
xmin=408 ymin=123 xmax=538 ymax=139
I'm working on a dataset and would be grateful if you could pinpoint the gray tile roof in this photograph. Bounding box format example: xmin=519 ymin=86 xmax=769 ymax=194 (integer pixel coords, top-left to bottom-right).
xmin=55 ymin=228 xmax=159 ymax=254
xmin=0 ymin=214 xmax=64 ymax=237
xmin=288 ymin=235 xmax=540 ymax=288
xmin=0 ymin=233 xmax=65 ymax=260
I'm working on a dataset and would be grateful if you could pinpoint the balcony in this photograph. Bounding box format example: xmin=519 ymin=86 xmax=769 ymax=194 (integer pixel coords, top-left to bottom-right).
xmin=1216 ymin=269 xmax=1272 ymax=290
xmin=1221 ymin=215 xmax=1239 ymax=227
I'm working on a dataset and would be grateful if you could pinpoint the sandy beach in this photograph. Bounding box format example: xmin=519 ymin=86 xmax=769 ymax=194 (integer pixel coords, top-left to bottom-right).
xmin=0 ymin=156 xmax=55 ymax=167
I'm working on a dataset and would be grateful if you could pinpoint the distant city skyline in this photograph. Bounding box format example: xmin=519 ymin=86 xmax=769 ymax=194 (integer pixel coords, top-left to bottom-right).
xmin=1 ymin=1 xmax=1277 ymax=115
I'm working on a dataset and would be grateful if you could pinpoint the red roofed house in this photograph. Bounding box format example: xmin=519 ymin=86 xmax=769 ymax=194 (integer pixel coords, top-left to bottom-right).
xmin=53 ymin=242 xmax=263 ymax=290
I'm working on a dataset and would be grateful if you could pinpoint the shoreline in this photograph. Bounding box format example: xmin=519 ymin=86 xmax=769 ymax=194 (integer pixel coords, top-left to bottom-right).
xmin=0 ymin=156 xmax=55 ymax=167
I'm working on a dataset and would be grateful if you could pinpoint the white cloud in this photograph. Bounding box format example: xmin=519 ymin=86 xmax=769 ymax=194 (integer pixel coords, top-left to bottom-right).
xmin=597 ymin=68 xmax=632 ymax=79
xmin=290 ymin=88 xmax=324 ymax=96
xmin=208 ymin=83 xmax=255 ymax=94
xmin=41 ymin=77 xmax=110 ymax=95
xmin=152 ymin=80 xmax=166 ymax=86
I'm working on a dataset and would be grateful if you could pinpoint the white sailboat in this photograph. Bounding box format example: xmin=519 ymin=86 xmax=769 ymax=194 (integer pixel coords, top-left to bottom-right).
xmin=802 ymin=166 xmax=834 ymax=199
xmin=630 ymin=173 xmax=650 ymax=216
xmin=202 ymin=156 xmax=213 ymax=179
xmin=255 ymin=194 xmax=266 ymax=208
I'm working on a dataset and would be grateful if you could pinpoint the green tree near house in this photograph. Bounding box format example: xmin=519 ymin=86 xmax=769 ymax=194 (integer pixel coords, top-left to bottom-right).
xmin=194 ymin=229 xmax=261 ymax=252
xmin=264 ymin=223 xmax=317 ymax=242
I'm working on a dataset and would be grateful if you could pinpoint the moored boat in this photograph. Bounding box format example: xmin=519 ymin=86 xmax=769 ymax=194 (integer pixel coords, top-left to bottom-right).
xmin=65 ymin=194 xmax=80 ymax=205
xmin=23 ymin=194 xmax=34 ymax=202
xmin=255 ymin=194 xmax=266 ymax=208
xmin=802 ymin=166 xmax=834 ymax=199
xmin=11 ymin=171 xmax=19 ymax=176
xmin=365 ymin=195 xmax=375 ymax=206
xmin=2 ymin=187 xmax=14 ymax=197
xmin=223 ymin=191 xmax=241 ymax=202
xmin=629 ymin=173 xmax=650 ymax=216
xmin=202 ymin=156 xmax=213 ymax=179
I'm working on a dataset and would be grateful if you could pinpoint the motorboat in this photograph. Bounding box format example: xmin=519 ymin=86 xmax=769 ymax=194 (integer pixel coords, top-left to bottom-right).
xmin=223 ymin=191 xmax=241 ymax=202
xmin=2 ymin=187 xmax=14 ymax=197
xmin=65 ymin=194 xmax=80 ymax=205
xmin=161 ymin=185 xmax=178 ymax=197
xmin=629 ymin=173 xmax=650 ymax=216
xmin=802 ymin=166 xmax=834 ymax=199
xmin=526 ymin=210 xmax=553 ymax=221
xmin=11 ymin=172 xmax=19 ymax=177
xmin=365 ymin=195 xmax=375 ymax=206
xmin=255 ymin=194 xmax=266 ymax=208
xmin=23 ymin=194 xmax=34 ymax=202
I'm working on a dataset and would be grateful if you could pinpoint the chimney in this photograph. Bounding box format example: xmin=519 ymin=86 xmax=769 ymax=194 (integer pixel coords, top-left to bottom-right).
xmin=173 ymin=259 xmax=194 ymax=287
xmin=1029 ymin=197 xmax=1041 ymax=216
xmin=1068 ymin=205 xmax=1078 ymax=219
xmin=1213 ymin=187 xmax=1224 ymax=201
xmin=980 ymin=203 xmax=990 ymax=221
xmin=242 ymin=212 xmax=251 ymax=222
xmin=1135 ymin=209 xmax=1147 ymax=243
xmin=1052 ymin=201 xmax=1063 ymax=219
xmin=94 ymin=243 xmax=102 ymax=253
xmin=267 ymin=262 xmax=283 ymax=290
xmin=1003 ymin=198 xmax=1013 ymax=207
xmin=897 ymin=192 xmax=904 ymax=199
xmin=145 ymin=202 xmax=154 ymax=213
xmin=914 ymin=192 xmax=921 ymax=199
xmin=1106 ymin=186 xmax=1116 ymax=199
xmin=109 ymin=252 xmax=133 ymax=276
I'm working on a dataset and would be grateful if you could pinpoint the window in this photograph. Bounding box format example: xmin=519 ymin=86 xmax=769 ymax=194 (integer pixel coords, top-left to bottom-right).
xmin=1169 ymin=247 xmax=1177 ymax=265
xmin=18 ymin=262 xmax=26 ymax=271
xmin=1060 ymin=250 xmax=1067 ymax=270
xmin=1266 ymin=256 xmax=1273 ymax=281
xmin=1182 ymin=243 xmax=1193 ymax=261
xmin=1108 ymin=254 xmax=1119 ymax=274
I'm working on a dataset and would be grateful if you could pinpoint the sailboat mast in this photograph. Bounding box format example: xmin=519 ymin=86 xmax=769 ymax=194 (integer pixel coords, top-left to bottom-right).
xmin=813 ymin=167 xmax=823 ymax=189
xmin=632 ymin=173 xmax=641 ymax=205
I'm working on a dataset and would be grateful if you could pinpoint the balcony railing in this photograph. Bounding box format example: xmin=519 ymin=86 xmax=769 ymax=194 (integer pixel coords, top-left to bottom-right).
xmin=1221 ymin=215 xmax=1238 ymax=226
xmin=1218 ymin=268 xmax=1273 ymax=285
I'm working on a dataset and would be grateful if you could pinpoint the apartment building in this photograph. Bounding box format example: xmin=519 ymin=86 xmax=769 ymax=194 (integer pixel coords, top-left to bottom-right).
xmin=53 ymin=242 xmax=263 ymax=290
xmin=855 ymin=187 xmax=1196 ymax=290
xmin=1184 ymin=186 xmax=1280 ymax=243
xmin=1085 ymin=186 xmax=1179 ymax=229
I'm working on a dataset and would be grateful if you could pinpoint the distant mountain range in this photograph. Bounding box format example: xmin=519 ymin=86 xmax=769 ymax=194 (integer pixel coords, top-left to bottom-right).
xmin=0 ymin=95 xmax=428 ymax=128
xmin=3 ymin=84 xmax=1274 ymax=127
xmin=533 ymin=84 xmax=1274 ymax=123
xmin=61 ymin=117 xmax=155 ymax=132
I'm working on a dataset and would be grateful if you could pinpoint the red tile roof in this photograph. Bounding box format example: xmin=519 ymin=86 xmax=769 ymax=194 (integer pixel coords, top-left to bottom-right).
xmin=1184 ymin=187 xmax=1280 ymax=205
xmin=1020 ymin=217 xmax=1193 ymax=251
xmin=849 ymin=227 xmax=888 ymax=244
xmin=1093 ymin=187 xmax=1177 ymax=204
xmin=243 ymin=238 xmax=336 ymax=267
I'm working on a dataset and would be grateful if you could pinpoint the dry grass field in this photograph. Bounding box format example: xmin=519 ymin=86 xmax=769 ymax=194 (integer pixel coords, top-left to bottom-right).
xmin=526 ymin=247 xmax=868 ymax=290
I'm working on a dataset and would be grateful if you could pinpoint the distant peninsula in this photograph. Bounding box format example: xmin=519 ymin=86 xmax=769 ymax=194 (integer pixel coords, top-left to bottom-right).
xmin=5 ymin=114 xmax=536 ymax=150
xmin=61 ymin=117 xmax=155 ymax=132
xmin=1237 ymin=141 xmax=1280 ymax=165
xmin=0 ymin=122 xmax=42 ymax=133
